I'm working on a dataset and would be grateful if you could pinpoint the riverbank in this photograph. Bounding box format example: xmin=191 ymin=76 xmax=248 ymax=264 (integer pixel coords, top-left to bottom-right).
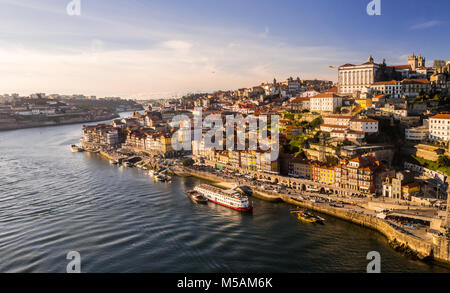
xmin=279 ymin=195 xmax=450 ymax=266
xmin=88 ymin=150 xmax=450 ymax=266
xmin=0 ymin=113 xmax=120 ymax=131
xmin=185 ymin=167 xmax=450 ymax=266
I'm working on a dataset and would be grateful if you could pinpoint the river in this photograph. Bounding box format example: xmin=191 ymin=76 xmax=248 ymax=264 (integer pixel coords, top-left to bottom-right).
xmin=0 ymin=113 xmax=448 ymax=273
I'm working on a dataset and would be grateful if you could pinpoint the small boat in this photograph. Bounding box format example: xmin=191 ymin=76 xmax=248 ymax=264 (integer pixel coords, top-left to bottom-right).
xmin=290 ymin=210 xmax=324 ymax=224
xmin=109 ymin=159 xmax=118 ymax=165
xmin=70 ymin=144 xmax=84 ymax=152
xmin=187 ymin=190 xmax=208 ymax=204
xmin=123 ymin=161 xmax=134 ymax=167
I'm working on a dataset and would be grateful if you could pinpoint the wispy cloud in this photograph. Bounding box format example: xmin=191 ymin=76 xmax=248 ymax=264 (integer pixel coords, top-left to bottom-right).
xmin=410 ymin=20 xmax=444 ymax=30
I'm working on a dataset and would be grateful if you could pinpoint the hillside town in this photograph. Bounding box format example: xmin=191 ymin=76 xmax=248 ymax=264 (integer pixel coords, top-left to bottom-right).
xmin=78 ymin=54 xmax=450 ymax=257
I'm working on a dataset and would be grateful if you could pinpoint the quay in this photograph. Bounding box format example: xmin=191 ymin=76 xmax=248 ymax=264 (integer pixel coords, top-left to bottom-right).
xmin=80 ymin=147 xmax=450 ymax=266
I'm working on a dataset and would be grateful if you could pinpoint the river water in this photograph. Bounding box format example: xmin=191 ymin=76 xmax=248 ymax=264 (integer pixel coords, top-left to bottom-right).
xmin=0 ymin=114 xmax=448 ymax=273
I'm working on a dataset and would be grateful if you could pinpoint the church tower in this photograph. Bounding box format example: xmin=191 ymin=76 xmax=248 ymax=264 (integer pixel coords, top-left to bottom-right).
xmin=417 ymin=55 xmax=426 ymax=68
xmin=408 ymin=53 xmax=418 ymax=71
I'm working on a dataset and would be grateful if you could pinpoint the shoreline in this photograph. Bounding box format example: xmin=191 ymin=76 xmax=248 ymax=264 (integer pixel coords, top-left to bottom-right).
xmin=0 ymin=113 xmax=121 ymax=132
xmin=185 ymin=167 xmax=450 ymax=266
xmin=90 ymin=151 xmax=450 ymax=267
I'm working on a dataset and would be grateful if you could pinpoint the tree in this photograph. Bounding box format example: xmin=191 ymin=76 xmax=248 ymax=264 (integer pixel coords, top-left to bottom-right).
xmin=437 ymin=155 xmax=450 ymax=167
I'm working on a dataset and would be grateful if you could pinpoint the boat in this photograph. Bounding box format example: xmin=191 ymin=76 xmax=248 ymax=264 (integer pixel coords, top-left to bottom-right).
xmin=70 ymin=144 xmax=84 ymax=152
xmin=290 ymin=210 xmax=324 ymax=224
xmin=187 ymin=190 xmax=208 ymax=204
xmin=109 ymin=159 xmax=118 ymax=165
xmin=123 ymin=161 xmax=134 ymax=167
xmin=194 ymin=184 xmax=253 ymax=212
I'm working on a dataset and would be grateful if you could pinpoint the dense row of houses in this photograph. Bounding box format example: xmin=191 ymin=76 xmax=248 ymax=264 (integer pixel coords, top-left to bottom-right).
xmin=287 ymin=154 xmax=395 ymax=196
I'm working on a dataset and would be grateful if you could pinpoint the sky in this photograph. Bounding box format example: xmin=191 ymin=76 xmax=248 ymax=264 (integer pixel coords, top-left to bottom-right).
xmin=0 ymin=0 xmax=449 ymax=99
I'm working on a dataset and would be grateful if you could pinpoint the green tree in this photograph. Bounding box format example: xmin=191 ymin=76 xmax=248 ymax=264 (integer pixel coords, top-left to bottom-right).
xmin=437 ymin=155 xmax=450 ymax=167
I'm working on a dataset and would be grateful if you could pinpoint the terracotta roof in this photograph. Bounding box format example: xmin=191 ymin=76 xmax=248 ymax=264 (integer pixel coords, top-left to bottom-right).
xmin=323 ymin=114 xmax=353 ymax=119
xmin=372 ymin=80 xmax=400 ymax=85
xmin=392 ymin=65 xmax=410 ymax=69
xmin=327 ymin=87 xmax=338 ymax=93
xmin=321 ymin=124 xmax=348 ymax=128
xmin=402 ymin=78 xmax=429 ymax=84
xmin=291 ymin=97 xmax=311 ymax=102
xmin=430 ymin=114 xmax=450 ymax=120
xmin=311 ymin=92 xmax=340 ymax=99
xmin=351 ymin=118 xmax=378 ymax=123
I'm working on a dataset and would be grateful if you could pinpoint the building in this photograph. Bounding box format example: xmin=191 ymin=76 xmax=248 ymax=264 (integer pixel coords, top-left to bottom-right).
xmin=349 ymin=118 xmax=379 ymax=134
xmin=338 ymin=56 xmax=380 ymax=95
xmin=322 ymin=114 xmax=353 ymax=126
xmin=402 ymin=79 xmax=431 ymax=97
xmin=405 ymin=125 xmax=429 ymax=141
xmin=382 ymin=171 xmax=416 ymax=200
xmin=310 ymin=92 xmax=343 ymax=112
xmin=337 ymin=155 xmax=381 ymax=194
xmin=355 ymin=98 xmax=372 ymax=109
xmin=288 ymin=97 xmax=310 ymax=112
xmin=429 ymin=114 xmax=450 ymax=142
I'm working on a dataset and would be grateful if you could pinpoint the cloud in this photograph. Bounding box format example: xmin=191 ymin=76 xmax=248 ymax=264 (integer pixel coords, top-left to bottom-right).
xmin=410 ymin=20 xmax=444 ymax=30
xmin=162 ymin=40 xmax=193 ymax=51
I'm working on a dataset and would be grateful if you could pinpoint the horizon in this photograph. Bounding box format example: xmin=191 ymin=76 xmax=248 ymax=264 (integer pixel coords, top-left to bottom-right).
xmin=1 ymin=0 xmax=449 ymax=99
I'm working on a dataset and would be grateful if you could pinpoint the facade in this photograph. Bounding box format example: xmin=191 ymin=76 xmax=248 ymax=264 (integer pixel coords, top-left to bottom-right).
xmin=405 ymin=125 xmax=429 ymax=141
xmin=289 ymin=97 xmax=310 ymax=112
xmin=310 ymin=93 xmax=343 ymax=112
xmin=382 ymin=171 xmax=416 ymax=200
xmin=355 ymin=98 xmax=372 ymax=109
xmin=429 ymin=114 xmax=450 ymax=141
xmin=349 ymin=118 xmax=379 ymax=134
xmin=322 ymin=114 xmax=353 ymax=126
xmin=338 ymin=56 xmax=380 ymax=94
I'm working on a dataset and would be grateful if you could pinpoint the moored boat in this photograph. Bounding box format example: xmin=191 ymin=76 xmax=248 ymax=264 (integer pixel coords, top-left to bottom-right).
xmin=194 ymin=184 xmax=253 ymax=212
xmin=290 ymin=210 xmax=324 ymax=224
xmin=187 ymin=190 xmax=208 ymax=204
xmin=70 ymin=144 xmax=84 ymax=152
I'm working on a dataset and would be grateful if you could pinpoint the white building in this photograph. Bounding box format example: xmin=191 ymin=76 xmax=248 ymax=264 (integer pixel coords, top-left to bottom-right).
xmin=309 ymin=93 xmax=343 ymax=112
xmin=338 ymin=56 xmax=380 ymax=95
xmin=429 ymin=114 xmax=450 ymax=141
xmin=370 ymin=80 xmax=403 ymax=98
xmin=349 ymin=118 xmax=379 ymax=133
xmin=300 ymin=89 xmax=319 ymax=98
xmin=405 ymin=126 xmax=429 ymax=141
xmin=322 ymin=114 xmax=353 ymax=126
xmin=330 ymin=129 xmax=365 ymax=140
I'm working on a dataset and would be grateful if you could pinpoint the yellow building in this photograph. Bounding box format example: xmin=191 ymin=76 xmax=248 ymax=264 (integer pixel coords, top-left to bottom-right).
xmin=402 ymin=182 xmax=420 ymax=199
xmin=355 ymin=98 xmax=372 ymax=109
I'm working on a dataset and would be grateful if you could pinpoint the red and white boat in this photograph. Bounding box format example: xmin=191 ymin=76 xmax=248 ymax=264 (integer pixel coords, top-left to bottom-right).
xmin=194 ymin=184 xmax=253 ymax=212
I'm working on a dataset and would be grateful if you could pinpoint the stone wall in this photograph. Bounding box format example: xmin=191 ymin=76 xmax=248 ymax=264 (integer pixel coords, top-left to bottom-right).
xmin=279 ymin=194 xmax=450 ymax=264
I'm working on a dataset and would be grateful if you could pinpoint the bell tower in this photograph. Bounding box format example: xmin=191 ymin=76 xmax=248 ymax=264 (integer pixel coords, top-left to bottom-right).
xmin=408 ymin=53 xmax=418 ymax=71
xmin=418 ymin=55 xmax=426 ymax=68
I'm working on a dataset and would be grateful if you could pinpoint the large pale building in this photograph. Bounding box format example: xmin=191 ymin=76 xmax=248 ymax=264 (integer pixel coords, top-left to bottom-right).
xmin=338 ymin=56 xmax=380 ymax=95
xmin=338 ymin=54 xmax=432 ymax=95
